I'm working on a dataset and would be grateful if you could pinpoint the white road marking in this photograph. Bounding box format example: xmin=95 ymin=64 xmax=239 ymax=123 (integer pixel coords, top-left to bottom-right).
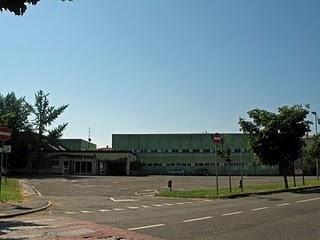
xmin=113 ymin=208 xmax=125 ymax=211
xmin=110 ymin=197 xmax=137 ymax=202
xmin=128 ymin=206 xmax=140 ymax=209
xmin=81 ymin=210 xmax=92 ymax=213
xmin=203 ymin=199 xmax=213 ymax=202
xmin=153 ymin=204 xmax=164 ymax=207
xmin=99 ymin=209 xmax=110 ymax=212
xmin=163 ymin=203 xmax=175 ymax=206
xmin=183 ymin=216 xmax=212 ymax=223
xmin=277 ymin=203 xmax=291 ymax=207
xmin=222 ymin=211 xmax=243 ymax=216
xmin=65 ymin=211 xmax=77 ymax=214
xmin=252 ymin=207 xmax=269 ymax=211
xmin=127 ymin=224 xmax=165 ymax=231
xmin=177 ymin=202 xmax=193 ymax=205
xmin=141 ymin=205 xmax=151 ymax=208
xmin=295 ymin=197 xmax=320 ymax=203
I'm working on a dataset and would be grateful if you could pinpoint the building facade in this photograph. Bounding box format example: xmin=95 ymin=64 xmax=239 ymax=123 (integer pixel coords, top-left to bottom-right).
xmin=112 ymin=133 xmax=279 ymax=176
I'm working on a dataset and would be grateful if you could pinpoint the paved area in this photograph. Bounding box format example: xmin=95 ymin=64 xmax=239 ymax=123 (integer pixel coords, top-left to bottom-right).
xmin=1 ymin=176 xmax=320 ymax=239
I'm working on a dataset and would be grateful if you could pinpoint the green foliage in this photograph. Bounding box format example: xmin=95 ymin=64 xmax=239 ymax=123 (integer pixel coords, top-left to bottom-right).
xmin=239 ymin=105 xmax=311 ymax=188
xmin=307 ymin=134 xmax=320 ymax=159
xmin=0 ymin=178 xmax=22 ymax=202
xmin=0 ymin=0 xmax=71 ymax=16
xmin=32 ymin=90 xmax=68 ymax=145
xmin=0 ymin=92 xmax=32 ymax=133
xmin=157 ymin=179 xmax=320 ymax=199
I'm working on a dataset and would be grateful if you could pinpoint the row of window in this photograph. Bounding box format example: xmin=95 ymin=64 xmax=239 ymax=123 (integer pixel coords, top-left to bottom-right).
xmin=142 ymin=162 xmax=248 ymax=167
xmin=133 ymin=148 xmax=250 ymax=153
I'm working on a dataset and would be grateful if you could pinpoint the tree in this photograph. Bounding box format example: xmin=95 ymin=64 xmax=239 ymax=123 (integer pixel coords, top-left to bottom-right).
xmin=32 ymin=90 xmax=68 ymax=172
xmin=217 ymin=141 xmax=232 ymax=193
xmin=0 ymin=92 xmax=32 ymax=133
xmin=239 ymin=105 xmax=311 ymax=189
xmin=0 ymin=0 xmax=71 ymax=16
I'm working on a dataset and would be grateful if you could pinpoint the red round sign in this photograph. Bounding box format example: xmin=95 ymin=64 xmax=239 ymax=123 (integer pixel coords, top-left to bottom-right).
xmin=211 ymin=133 xmax=222 ymax=144
xmin=0 ymin=127 xmax=12 ymax=141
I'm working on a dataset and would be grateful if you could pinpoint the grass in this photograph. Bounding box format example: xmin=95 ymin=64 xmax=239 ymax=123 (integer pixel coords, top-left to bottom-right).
xmin=157 ymin=179 xmax=320 ymax=199
xmin=0 ymin=178 xmax=22 ymax=202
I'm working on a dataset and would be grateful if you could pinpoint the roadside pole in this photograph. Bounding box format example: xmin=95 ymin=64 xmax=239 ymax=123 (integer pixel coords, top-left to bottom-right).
xmin=215 ymin=144 xmax=219 ymax=195
xmin=240 ymin=150 xmax=243 ymax=192
xmin=0 ymin=140 xmax=4 ymax=200
xmin=211 ymin=133 xmax=222 ymax=195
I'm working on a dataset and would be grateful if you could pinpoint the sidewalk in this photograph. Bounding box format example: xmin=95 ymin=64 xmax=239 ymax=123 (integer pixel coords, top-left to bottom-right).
xmin=0 ymin=179 xmax=51 ymax=218
xmin=0 ymin=179 xmax=162 ymax=240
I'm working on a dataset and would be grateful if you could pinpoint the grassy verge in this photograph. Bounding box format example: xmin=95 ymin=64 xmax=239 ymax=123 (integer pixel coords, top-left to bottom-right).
xmin=157 ymin=179 xmax=320 ymax=199
xmin=0 ymin=178 xmax=22 ymax=202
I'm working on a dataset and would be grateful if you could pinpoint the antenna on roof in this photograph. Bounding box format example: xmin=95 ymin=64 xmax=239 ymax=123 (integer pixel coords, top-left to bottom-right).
xmin=88 ymin=127 xmax=91 ymax=142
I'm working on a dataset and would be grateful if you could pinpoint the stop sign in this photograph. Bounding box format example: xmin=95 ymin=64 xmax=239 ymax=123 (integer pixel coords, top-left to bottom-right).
xmin=0 ymin=127 xmax=12 ymax=141
xmin=211 ymin=133 xmax=222 ymax=144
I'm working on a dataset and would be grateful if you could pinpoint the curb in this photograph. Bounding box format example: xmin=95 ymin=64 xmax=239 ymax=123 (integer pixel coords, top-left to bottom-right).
xmin=0 ymin=200 xmax=52 ymax=219
xmin=156 ymin=185 xmax=320 ymax=200
xmin=221 ymin=185 xmax=320 ymax=199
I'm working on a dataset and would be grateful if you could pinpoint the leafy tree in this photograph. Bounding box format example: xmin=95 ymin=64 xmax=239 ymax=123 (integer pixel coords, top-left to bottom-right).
xmin=217 ymin=141 xmax=232 ymax=192
xmin=239 ymin=105 xmax=311 ymax=189
xmin=0 ymin=0 xmax=71 ymax=16
xmin=0 ymin=92 xmax=32 ymax=133
xmin=32 ymin=90 xmax=68 ymax=172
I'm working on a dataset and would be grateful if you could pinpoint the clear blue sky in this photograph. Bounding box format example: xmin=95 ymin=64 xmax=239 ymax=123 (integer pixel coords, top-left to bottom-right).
xmin=1 ymin=0 xmax=320 ymax=147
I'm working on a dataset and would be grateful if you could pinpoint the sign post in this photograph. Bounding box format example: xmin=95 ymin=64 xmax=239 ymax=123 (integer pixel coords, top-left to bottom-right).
xmin=211 ymin=133 xmax=222 ymax=195
xmin=0 ymin=127 xmax=12 ymax=201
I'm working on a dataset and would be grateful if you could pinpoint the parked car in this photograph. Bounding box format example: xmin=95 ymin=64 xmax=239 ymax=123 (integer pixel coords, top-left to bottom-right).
xmin=191 ymin=168 xmax=209 ymax=176
xmin=167 ymin=169 xmax=186 ymax=175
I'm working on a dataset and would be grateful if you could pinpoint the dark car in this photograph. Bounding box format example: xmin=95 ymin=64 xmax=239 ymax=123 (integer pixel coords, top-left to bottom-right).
xmin=191 ymin=168 xmax=209 ymax=176
xmin=167 ymin=169 xmax=186 ymax=175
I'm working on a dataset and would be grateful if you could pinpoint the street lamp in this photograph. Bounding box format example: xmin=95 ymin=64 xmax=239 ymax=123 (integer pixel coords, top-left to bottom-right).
xmin=311 ymin=111 xmax=319 ymax=180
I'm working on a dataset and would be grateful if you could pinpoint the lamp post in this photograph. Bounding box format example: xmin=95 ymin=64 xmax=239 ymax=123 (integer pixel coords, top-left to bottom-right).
xmin=311 ymin=111 xmax=319 ymax=180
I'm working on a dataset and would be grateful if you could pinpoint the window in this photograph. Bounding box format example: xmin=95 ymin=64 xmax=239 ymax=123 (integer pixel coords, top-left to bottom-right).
xmin=182 ymin=149 xmax=189 ymax=153
xmin=170 ymin=163 xmax=175 ymax=166
xmin=172 ymin=149 xmax=179 ymax=153
xmin=147 ymin=163 xmax=152 ymax=166
xmin=203 ymin=149 xmax=210 ymax=153
xmin=151 ymin=149 xmax=158 ymax=153
xmin=205 ymin=163 xmax=209 ymax=166
xmin=199 ymin=163 xmax=204 ymax=166
xmin=166 ymin=163 xmax=170 ymax=166
xmin=193 ymin=149 xmax=200 ymax=153
xmin=188 ymin=163 xmax=191 ymax=166
xmin=153 ymin=163 xmax=158 ymax=166
xmin=195 ymin=163 xmax=199 ymax=166
xmin=176 ymin=163 xmax=181 ymax=166
xmin=182 ymin=163 xmax=186 ymax=166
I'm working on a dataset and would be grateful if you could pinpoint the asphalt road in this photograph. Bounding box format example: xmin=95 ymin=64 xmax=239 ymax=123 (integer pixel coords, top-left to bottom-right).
xmin=24 ymin=176 xmax=320 ymax=239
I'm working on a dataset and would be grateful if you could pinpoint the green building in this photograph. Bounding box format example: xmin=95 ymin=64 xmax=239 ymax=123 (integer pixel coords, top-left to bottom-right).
xmin=59 ymin=139 xmax=97 ymax=151
xmin=112 ymin=133 xmax=279 ymax=175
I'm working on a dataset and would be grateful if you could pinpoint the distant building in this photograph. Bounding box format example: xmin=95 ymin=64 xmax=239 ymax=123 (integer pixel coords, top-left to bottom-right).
xmin=112 ymin=133 xmax=279 ymax=176
xmin=59 ymin=139 xmax=96 ymax=151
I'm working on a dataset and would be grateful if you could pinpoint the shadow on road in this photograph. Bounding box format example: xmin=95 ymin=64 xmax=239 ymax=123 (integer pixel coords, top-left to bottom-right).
xmin=0 ymin=219 xmax=49 ymax=240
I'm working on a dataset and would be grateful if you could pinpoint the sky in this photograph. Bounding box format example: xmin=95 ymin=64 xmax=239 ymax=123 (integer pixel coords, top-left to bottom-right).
xmin=1 ymin=0 xmax=320 ymax=147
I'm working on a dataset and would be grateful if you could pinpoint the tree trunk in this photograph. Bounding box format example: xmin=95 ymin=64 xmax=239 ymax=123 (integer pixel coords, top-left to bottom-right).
xmin=293 ymin=161 xmax=296 ymax=187
xmin=228 ymin=162 xmax=232 ymax=193
xmin=281 ymin=162 xmax=289 ymax=189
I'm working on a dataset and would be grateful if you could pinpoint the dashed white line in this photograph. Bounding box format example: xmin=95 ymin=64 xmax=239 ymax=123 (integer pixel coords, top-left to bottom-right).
xmin=65 ymin=211 xmax=77 ymax=214
xmin=99 ymin=209 xmax=110 ymax=212
xmin=183 ymin=216 xmax=212 ymax=223
xmin=127 ymin=224 xmax=165 ymax=231
xmin=81 ymin=210 xmax=92 ymax=213
xmin=128 ymin=206 xmax=140 ymax=209
xmin=295 ymin=197 xmax=320 ymax=203
xmin=153 ymin=204 xmax=164 ymax=207
xmin=222 ymin=211 xmax=243 ymax=216
xmin=252 ymin=207 xmax=269 ymax=211
xmin=177 ymin=202 xmax=193 ymax=205
xmin=163 ymin=203 xmax=175 ymax=206
xmin=277 ymin=203 xmax=291 ymax=207
xmin=141 ymin=205 xmax=151 ymax=208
